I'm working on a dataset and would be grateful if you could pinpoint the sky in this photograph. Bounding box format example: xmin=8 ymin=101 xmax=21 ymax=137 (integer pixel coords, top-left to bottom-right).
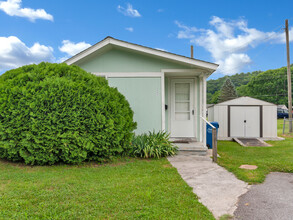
xmin=0 ymin=0 xmax=293 ymax=79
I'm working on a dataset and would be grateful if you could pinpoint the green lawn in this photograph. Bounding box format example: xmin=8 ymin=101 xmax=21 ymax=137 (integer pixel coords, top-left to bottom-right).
xmin=0 ymin=157 xmax=214 ymax=219
xmin=218 ymin=119 xmax=293 ymax=184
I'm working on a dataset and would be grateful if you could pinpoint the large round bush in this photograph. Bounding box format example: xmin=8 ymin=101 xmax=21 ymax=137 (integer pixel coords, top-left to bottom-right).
xmin=0 ymin=62 xmax=136 ymax=165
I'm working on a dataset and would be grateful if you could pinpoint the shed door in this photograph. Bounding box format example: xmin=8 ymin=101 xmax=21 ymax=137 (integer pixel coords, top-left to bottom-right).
xmin=170 ymin=79 xmax=195 ymax=137
xmin=230 ymin=106 xmax=260 ymax=138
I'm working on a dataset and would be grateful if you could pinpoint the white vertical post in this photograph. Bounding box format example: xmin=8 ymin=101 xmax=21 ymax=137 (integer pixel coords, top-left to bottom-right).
xmin=194 ymin=77 xmax=198 ymax=139
xmin=202 ymin=75 xmax=207 ymax=147
xmin=161 ymin=73 xmax=165 ymax=131
xmin=199 ymin=76 xmax=203 ymax=142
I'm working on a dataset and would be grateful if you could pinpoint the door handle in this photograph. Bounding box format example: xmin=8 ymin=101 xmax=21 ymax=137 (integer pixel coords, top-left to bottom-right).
xmin=192 ymin=110 xmax=194 ymax=115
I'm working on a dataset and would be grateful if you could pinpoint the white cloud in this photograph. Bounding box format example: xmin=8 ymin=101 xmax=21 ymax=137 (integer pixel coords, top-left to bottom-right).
xmin=59 ymin=40 xmax=91 ymax=56
xmin=125 ymin=27 xmax=134 ymax=32
xmin=219 ymin=53 xmax=251 ymax=74
xmin=117 ymin=3 xmax=141 ymax=17
xmin=0 ymin=36 xmax=54 ymax=71
xmin=0 ymin=0 xmax=53 ymax=22
xmin=157 ymin=9 xmax=164 ymax=13
xmin=175 ymin=21 xmax=200 ymax=39
xmin=175 ymin=16 xmax=293 ymax=75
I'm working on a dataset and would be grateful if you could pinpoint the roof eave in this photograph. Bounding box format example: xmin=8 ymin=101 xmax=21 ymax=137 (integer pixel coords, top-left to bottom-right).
xmin=64 ymin=37 xmax=219 ymax=71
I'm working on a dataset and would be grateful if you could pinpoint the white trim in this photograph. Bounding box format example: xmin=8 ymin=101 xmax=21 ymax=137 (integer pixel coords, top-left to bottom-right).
xmin=194 ymin=77 xmax=198 ymax=140
xmin=92 ymin=72 xmax=163 ymax=78
xmin=202 ymin=75 xmax=207 ymax=147
xmin=66 ymin=38 xmax=110 ymax=65
xmin=199 ymin=77 xmax=203 ymax=142
xmin=65 ymin=37 xmax=218 ymax=71
xmin=162 ymin=69 xmax=210 ymax=74
xmin=168 ymin=77 xmax=171 ymax=132
xmin=161 ymin=73 xmax=165 ymax=131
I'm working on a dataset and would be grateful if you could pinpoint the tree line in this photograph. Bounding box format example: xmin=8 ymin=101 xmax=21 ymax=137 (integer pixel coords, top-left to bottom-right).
xmin=207 ymin=65 xmax=293 ymax=105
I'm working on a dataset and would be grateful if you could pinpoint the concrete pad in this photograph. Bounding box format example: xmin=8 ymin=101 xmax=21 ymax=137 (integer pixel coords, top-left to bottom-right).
xmin=168 ymin=154 xmax=250 ymax=219
xmin=239 ymin=165 xmax=258 ymax=170
xmin=234 ymin=138 xmax=271 ymax=147
xmin=261 ymin=137 xmax=285 ymax=141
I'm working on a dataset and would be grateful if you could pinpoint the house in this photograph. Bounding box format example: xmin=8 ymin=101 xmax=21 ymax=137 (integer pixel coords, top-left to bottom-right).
xmin=278 ymin=105 xmax=288 ymax=111
xmin=65 ymin=36 xmax=218 ymax=147
xmin=208 ymin=96 xmax=279 ymax=140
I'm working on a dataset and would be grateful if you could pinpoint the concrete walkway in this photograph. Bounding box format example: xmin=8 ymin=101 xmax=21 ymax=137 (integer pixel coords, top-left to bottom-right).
xmin=234 ymin=172 xmax=293 ymax=220
xmin=168 ymin=152 xmax=250 ymax=219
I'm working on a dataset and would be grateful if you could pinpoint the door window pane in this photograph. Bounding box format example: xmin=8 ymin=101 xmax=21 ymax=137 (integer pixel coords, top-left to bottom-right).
xmin=175 ymin=83 xmax=190 ymax=101
xmin=175 ymin=112 xmax=190 ymax=120
xmin=175 ymin=83 xmax=190 ymax=120
xmin=175 ymin=102 xmax=190 ymax=112
xmin=175 ymin=93 xmax=190 ymax=101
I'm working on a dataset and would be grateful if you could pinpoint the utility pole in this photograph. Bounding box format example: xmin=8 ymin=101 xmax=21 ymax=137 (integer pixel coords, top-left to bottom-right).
xmin=285 ymin=19 xmax=292 ymax=132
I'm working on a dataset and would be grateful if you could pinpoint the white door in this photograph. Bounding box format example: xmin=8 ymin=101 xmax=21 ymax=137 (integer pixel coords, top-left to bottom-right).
xmin=170 ymin=79 xmax=195 ymax=137
xmin=230 ymin=106 xmax=260 ymax=138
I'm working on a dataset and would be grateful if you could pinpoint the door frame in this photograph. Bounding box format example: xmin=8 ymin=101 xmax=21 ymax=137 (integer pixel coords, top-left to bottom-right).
xmin=168 ymin=77 xmax=197 ymax=138
xmin=228 ymin=105 xmax=263 ymax=138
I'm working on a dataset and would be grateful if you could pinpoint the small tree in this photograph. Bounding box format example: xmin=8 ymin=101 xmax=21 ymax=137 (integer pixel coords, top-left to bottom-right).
xmin=218 ymin=78 xmax=238 ymax=103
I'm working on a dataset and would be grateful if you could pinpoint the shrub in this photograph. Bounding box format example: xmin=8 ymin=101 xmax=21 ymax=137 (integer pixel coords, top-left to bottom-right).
xmin=0 ymin=62 xmax=137 ymax=165
xmin=130 ymin=131 xmax=177 ymax=158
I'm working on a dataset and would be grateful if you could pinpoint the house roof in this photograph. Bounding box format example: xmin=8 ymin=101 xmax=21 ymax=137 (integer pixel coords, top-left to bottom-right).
xmin=277 ymin=105 xmax=288 ymax=109
xmin=64 ymin=36 xmax=219 ymax=72
xmin=209 ymin=96 xmax=276 ymax=107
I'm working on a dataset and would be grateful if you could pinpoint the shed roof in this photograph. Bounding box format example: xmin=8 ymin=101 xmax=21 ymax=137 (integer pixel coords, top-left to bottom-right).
xmin=209 ymin=96 xmax=276 ymax=107
xmin=64 ymin=36 xmax=218 ymax=73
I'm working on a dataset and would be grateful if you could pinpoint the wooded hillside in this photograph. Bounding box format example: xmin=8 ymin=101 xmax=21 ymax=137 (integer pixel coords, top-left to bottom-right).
xmin=207 ymin=71 xmax=261 ymax=103
xmin=207 ymin=65 xmax=293 ymax=105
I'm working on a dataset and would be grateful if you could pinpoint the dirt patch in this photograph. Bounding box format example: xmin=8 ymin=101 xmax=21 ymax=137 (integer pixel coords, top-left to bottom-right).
xmin=239 ymin=165 xmax=258 ymax=170
xmin=0 ymin=180 xmax=11 ymax=191
xmin=281 ymin=134 xmax=293 ymax=138
xmin=46 ymin=186 xmax=55 ymax=191
xmin=163 ymin=164 xmax=172 ymax=168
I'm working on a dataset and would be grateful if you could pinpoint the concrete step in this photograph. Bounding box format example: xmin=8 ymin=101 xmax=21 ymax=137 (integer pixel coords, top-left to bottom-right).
xmin=174 ymin=143 xmax=208 ymax=156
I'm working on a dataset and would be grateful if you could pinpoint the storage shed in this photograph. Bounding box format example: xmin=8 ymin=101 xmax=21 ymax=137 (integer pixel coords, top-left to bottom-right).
xmin=208 ymin=97 xmax=278 ymax=140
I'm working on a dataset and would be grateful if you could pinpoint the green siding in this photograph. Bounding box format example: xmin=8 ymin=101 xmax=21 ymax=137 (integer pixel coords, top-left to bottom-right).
xmin=108 ymin=77 xmax=162 ymax=134
xmin=77 ymin=48 xmax=193 ymax=72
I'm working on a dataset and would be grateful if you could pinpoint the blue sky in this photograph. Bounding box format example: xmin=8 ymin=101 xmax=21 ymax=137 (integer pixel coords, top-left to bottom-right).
xmin=0 ymin=0 xmax=293 ymax=79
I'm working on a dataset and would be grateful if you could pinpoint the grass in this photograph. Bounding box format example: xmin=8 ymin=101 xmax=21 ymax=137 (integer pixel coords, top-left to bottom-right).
xmin=0 ymin=157 xmax=214 ymax=219
xmin=218 ymin=119 xmax=293 ymax=184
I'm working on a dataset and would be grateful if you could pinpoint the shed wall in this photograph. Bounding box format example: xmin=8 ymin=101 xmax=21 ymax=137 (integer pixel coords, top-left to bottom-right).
xmin=263 ymin=106 xmax=277 ymax=137
xmin=108 ymin=77 xmax=162 ymax=134
xmin=213 ymin=105 xmax=228 ymax=139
